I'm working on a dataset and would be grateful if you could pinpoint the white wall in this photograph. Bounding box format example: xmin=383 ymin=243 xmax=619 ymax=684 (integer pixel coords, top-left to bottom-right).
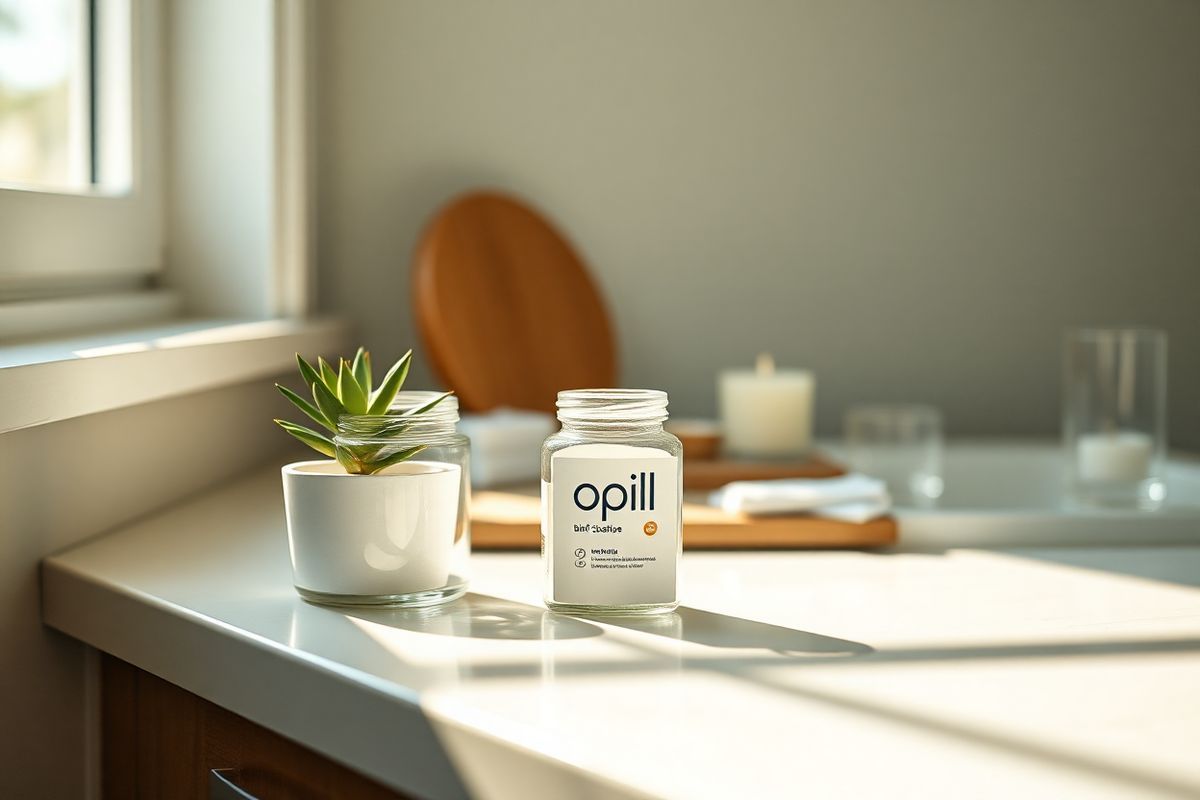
xmin=316 ymin=0 xmax=1200 ymax=449
xmin=0 ymin=379 xmax=303 ymax=798
xmin=166 ymin=0 xmax=276 ymax=316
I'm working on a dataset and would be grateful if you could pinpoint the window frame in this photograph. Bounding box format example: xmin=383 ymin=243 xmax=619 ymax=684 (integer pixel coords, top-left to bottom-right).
xmin=0 ymin=0 xmax=315 ymax=333
xmin=0 ymin=0 xmax=165 ymax=297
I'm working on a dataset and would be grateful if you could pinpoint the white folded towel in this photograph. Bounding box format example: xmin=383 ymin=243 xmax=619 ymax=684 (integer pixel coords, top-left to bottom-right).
xmin=457 ymin=409 xmax=557 ymax=488
xmin=709 ymin=473 xmax=891 ymax=524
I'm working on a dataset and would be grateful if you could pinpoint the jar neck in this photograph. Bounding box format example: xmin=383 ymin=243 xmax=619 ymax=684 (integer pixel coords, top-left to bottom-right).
xmin=555 ymin=388 xmax=669 ymax=433
xmin=559 ymin=419 xmax=665 ymax=438
xmin=336 ymin=415 xmax=456 ymax=436
xmin=338 ymin=393 xmax=458 ymax=448
xmin=335 ymin=391 xmax=461 ymax=445
xmin=334 ymin=414 xmax=461 ymax=446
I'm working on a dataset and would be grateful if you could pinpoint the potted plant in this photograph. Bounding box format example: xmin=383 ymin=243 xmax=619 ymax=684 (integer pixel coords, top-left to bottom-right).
xmin=276 ymin=348 xmax=469 ymax=607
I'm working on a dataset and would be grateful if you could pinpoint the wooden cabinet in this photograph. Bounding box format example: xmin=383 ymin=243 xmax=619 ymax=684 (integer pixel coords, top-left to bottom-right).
xmin=101 ymin=655 xmax=411 ymax=800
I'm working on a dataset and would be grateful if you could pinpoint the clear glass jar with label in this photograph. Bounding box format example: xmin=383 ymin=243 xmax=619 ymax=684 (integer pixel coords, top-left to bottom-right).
xmin=541 ymin=389 xmax=683 ymax=615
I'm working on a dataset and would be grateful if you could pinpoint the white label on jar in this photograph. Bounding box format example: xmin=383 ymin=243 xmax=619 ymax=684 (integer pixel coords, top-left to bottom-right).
xmin=544 ymin=443 xmax=679 ymax=607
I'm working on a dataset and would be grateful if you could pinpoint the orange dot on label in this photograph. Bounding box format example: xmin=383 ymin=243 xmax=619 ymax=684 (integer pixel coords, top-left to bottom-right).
xmin=643 ymin=521 xmax=658 ymax=536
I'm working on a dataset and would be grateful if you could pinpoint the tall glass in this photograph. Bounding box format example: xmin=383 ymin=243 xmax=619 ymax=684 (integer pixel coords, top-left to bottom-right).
xmin=1063 ymin=328 xmax=1167 ymax=510
xmin=844 ymin=404 xmax=943 ymax=507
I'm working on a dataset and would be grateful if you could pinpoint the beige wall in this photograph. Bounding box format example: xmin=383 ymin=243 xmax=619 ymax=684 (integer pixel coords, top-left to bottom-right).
xmin=317 ymin=1 xmax=1200 ymax=448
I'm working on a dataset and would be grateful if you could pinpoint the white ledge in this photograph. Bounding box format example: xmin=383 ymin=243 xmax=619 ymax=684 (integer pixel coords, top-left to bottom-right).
xmin=0 ymin=316 xmax=349 ymax=433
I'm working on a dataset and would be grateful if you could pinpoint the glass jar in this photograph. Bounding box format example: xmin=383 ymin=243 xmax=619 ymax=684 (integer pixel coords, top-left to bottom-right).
xmin=541 ymin=389 xmax=683 ymax=615
xmin=286 ymin=391 xmax=470 ymax=608
xmin=844 ymin=404 xmax=944 ymax=507
xmin=1063 ymin=327 xmax=1167 ymax=510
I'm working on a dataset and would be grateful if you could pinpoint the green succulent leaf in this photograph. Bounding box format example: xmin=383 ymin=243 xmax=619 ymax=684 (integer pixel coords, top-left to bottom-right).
xmin=351 ymin=348 xmax=370 ymax=393
xmin=367 ymin=350 xmax=412 ymax=414
xmin=295 ymin=354 xmax=322 ymax=389
xmin=276 ymin=383 xmax=335 ymax=432
xmin=278 ymin=346 xmax=441 ymax=475
xmin=335 ymin=444 xmax=366 ymax=474
xmin=342 ymin=441 xmax=385 ymax=465
xmin=312 ymin=377 xmax=345 ymax=427
xmin=318 ymin=357 xmax=340 ymax=395
xmin=404 ymin=390 xmax=453 ymax=417
xmin=361 ymin=445 xmax=427 ymax=474
xmin=338 ymin=358 xmax=369 ymax=414
xmin=274 ymin=419 xmax=336 ymax=458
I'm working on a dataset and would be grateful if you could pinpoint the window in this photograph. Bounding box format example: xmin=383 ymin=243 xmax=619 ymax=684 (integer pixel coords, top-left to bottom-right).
xmin=0 ymin=0 xmax=161 ymax=304
xmin=0 ymin=0 xmax=312 ymax=333
xmin=0 ymin=0 xmax=91 ymax=190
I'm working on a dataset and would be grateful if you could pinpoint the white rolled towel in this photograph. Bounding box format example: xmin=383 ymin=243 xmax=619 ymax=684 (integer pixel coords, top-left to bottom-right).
xmin=709 ymin=473 xmax=891 ymax=524
xmin=457 ymin=409 xmax=557 ymax=488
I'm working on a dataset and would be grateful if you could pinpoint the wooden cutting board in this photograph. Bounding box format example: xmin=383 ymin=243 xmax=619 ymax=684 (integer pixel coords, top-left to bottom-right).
xmin=471 ymin=486 xmax=897 ymax=550
xmin=682 ymin=453 xmax=844 ymax=490
xmin=412 ymin=191 xmax=617 ymax=413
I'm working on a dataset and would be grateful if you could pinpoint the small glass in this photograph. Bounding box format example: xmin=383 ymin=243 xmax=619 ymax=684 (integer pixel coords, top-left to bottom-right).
xmin=1063 ymin=328 xmax=1167 ymax=510
xmin=844 ymin=405 xmax=944 ymax=507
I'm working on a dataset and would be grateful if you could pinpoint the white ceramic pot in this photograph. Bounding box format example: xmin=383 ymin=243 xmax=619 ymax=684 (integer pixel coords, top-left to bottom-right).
xmin=281 ymin=459 xmax=463 ymax=605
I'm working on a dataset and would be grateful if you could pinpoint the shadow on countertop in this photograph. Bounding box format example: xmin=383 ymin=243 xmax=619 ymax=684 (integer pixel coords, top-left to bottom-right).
xmin=340 ymin=592 xmax=874 ymax=655
xmin=592 ymin=606 xmax=874 ymax=656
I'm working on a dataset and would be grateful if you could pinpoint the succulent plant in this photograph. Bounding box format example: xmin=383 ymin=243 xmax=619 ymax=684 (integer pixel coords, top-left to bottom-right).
xmin=275 ymin=347 xmax=450 ymax=475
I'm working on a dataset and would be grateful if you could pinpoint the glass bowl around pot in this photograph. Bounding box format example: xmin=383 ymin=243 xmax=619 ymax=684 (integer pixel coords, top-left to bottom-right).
xmin=281 ymin=392 xmax=470 ymax=607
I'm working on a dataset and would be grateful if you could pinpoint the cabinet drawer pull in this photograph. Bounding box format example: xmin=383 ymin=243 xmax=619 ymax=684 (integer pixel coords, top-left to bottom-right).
xmin=210 ymin=769 xmax=259 ymax=800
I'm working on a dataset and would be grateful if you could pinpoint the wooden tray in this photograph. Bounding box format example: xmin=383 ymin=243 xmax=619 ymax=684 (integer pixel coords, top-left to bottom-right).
xmin=471 ymin=486 xmax=897 ymax=550
xmin=683 ymin=453 xmax=844 ymax=490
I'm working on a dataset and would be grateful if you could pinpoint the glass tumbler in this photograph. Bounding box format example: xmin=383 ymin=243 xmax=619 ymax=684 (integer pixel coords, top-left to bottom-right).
xmin=844 ymin=405 xmax=944 ymax=507
xmin=1063 ymin=328 xmax=1167 ymax=510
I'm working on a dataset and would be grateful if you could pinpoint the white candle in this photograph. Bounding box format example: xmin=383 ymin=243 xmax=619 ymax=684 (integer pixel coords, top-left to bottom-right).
xmin=1077 ymin=431 xmax=1153 ymax=483
xmin=719 ymin=353 xmax=814 ymax=458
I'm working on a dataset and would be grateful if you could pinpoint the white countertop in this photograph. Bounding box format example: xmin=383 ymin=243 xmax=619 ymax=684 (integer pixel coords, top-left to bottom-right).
xmin=42 ymin=466 xmax=1200 ymax=799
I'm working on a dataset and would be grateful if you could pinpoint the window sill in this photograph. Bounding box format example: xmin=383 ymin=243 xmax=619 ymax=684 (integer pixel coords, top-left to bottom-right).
xmin=0 ymin=316 xmax=349 ymax=434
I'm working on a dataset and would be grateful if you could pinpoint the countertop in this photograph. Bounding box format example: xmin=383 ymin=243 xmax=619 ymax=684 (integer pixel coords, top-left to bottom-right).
xmin=42 ymin=466 xmax=1200 ymax=799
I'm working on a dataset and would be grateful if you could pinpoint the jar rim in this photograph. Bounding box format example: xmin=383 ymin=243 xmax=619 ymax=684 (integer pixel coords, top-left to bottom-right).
xmin=557 ymin=388 xmax=668 ymax=425
xmin=388 ymin=390 xmax=459 ymax=421
xmin=337 ymin=391 xmax=459 ymax=438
